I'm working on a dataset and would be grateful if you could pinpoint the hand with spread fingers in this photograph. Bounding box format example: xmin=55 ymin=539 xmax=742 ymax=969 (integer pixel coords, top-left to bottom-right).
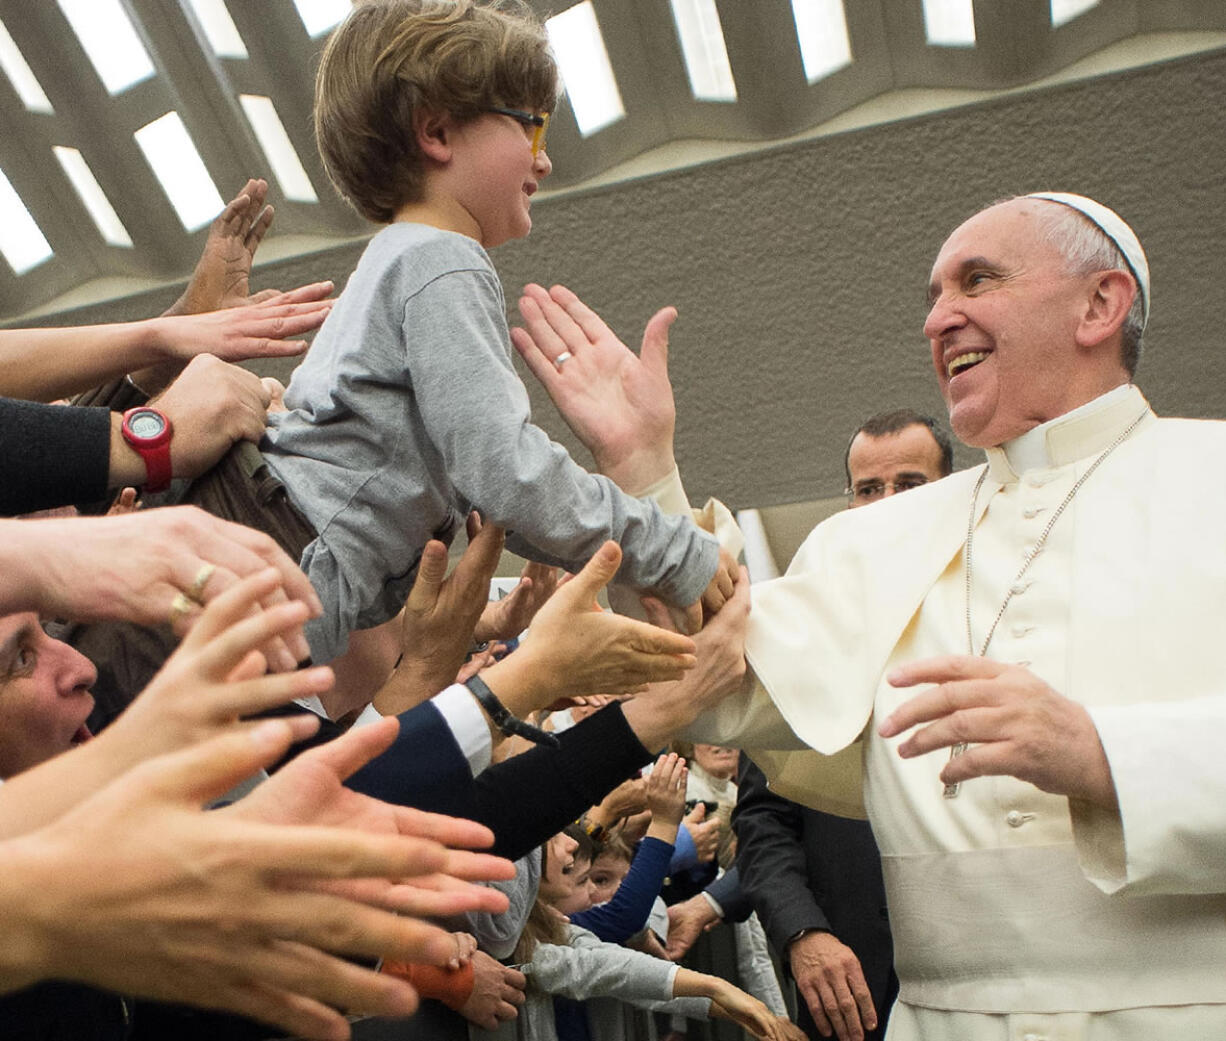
xmin=511 ymin=283 xmax=678 ymax=493
xmin=0 ymin=720 xmax=466 ymax=1041
xmin=879 ymin=655 xmax=1117 ymax=808
xmin=789 ymin=930 xmax=877 ymax=1041
xmin=232 ymin=716 xmax=515 ymax=918
xmin=0 ymin=720 xmax=473 ymax=1034
xmin=170 ymin=177 xmax=279 ymax=316
xmin=474 ymin=559 xmax=559 ymax=644
xmin=375 ymin=515 xmax=506 ymax=717
xmin=475 ymin=541 xmax=697 ymax=720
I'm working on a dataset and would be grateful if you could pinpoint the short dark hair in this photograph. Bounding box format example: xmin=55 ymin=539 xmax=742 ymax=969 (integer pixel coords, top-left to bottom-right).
xmin=843 ymin=409 xmax=954 ymax=487
xmin=314 ymin=0 xmax=557 ymax=223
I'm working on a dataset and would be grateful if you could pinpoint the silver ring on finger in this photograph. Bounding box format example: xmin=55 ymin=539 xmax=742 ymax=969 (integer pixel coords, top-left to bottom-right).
xmin=553 ymin=351 xmax=573 ymax=371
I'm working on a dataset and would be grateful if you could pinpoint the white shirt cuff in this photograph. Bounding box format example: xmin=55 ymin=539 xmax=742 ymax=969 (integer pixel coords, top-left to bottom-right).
xmin=350 ymin=703 xmax=386 ymax=730
xmin=433 ymin=683 xmax=492 ymax=775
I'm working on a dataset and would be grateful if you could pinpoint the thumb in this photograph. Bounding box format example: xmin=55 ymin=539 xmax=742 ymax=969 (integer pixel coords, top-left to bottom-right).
xmin=641 ymin=306 xmax=676 ymax=377
xmin=686 ymin=802 xmax=707 ymax=822
xmin=564 ymin=541 xmax=622 ymax=607
xmin=142 ymin=719 xmax=297 ymax=807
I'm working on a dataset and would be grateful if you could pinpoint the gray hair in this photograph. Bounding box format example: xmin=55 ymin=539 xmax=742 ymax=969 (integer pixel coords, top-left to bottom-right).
xmin=1030 ymin=202 xmax=1145 ymax=376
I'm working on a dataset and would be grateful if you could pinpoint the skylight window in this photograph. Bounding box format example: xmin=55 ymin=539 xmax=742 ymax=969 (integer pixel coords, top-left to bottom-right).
xmin=790 ymin=0 xmax=853 ymax=84
xmin=239 ymin=95 xmax=318 ymax=203
xmin=183 ymin=0 xmax=248 ymax=58
xmin=53 ymin=147 xmax=133 ymax=247
xmin=0 ymin=19 xmax=53 ymax=113
xmin=134 ymin=112 xmax=224 ymax=232
xmin=292 ymin=0 xmax=352 ymax=38
xmin=56 ymin=0 xmax=155 ymax=95
xmin=922 ymin=0 xmax=976 ymax=47
xmin=1051 ymin=0 xmax=1100 ymax=27
xmin=0 ymin=167 xmax=53 ymax=274
xmin=546 ymin=3 xmax=625 ymax=136
xmin=669 ymin=0 xmax=737 ymax=102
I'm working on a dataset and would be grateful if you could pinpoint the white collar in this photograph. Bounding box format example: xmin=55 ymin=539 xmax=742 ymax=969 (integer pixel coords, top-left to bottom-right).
xmin=985 ymin=384 xmax=1152 ymax=483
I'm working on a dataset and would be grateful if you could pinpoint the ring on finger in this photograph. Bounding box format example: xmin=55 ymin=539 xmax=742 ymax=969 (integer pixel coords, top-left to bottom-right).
xmin=187 ymin=562 xmax=216 ymax=603
xmin=168 ymin=592 xmax=197 ymax=628
xmin=554 ymin=351 xmax=573 ymax=371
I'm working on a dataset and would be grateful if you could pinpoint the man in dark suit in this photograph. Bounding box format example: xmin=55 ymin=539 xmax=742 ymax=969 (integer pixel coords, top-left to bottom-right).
xmin=733 ymin=410 xmax=952 ymax=1041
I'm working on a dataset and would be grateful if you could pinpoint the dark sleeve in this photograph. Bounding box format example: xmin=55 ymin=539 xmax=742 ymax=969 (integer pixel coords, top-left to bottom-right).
xmin=345 ymin=702 xmax=652 ymax=863
xmin=470 ymin=704 xmax=652 ymax=861
xmin=703 ymin=865 xmax=754 ymax=924
xmin=571 ymin=835 xmax=673 ymax=942
xmin=0 ymin=397 xmax=111 ymax=515
xmin=345 ymin=701 xmax=477 ymax=819
xmin=732 ymin=755 xmax=832 ymax=952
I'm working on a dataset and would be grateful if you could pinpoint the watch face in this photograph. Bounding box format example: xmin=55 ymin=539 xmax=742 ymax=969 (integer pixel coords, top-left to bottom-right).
xmin=130 ymin=411 xmax=166 ymax=439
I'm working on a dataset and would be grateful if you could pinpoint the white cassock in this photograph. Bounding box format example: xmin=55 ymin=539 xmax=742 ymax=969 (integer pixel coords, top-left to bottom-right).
xmin=657 ymin=385 xmax=1226 ymax=1040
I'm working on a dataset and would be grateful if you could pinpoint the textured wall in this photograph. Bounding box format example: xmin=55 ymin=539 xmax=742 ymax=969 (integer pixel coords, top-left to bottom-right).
xmin=492 ymin=46 xmax=1226 ymax=509
xmin=37 ymin=46 xmax=1226 ymax=514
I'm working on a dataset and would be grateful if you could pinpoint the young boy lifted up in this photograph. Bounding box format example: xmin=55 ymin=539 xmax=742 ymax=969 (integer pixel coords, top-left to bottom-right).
xmin=260 ymin=0 xmax=735 ymax=663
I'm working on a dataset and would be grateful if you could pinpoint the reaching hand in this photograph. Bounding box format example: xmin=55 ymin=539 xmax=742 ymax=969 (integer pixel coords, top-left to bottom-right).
xmin=172 ymin=178 xmax=273 ymax=314
xmin=707 ymin=982 xmax=788 ymax=1041
xmin=3 ymin=509 xmax=320 ymax=655
xmin=458 ymin=952 xmax=526 ymax=1029
xmin=511 ymin=283 xmax=678 ymax=491
xmin=153 ymin=293 xmax=333 ymax=366
xmin=664 ymin=892 xmax=721 ymax=961
xmin=0 ymin=720 xmax=464 ymax=1040
xmin=474 ymin=559 xmax=559 ymax=644
xmin=681 ymin=802 xmax=722 ymax=863
xmin=479 ymin=541 xmax=697 ymax=715
xmin=592 ymin=776 xmax=649 ymax=826
xmin=375 ymin=516 xmax=506 ymax=717
xmin=644 ymin=751 xmax=688 ymax=827
xmin=228 ymin=716 xmax=515 ymax=920
xmin=789 ymin=930 xmax=877 ymax=1041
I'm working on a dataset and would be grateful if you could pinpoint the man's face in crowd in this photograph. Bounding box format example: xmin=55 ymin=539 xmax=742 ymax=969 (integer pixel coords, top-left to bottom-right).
xmin=0 ymin=613 xmax=96 ymax=778
xmin=692 ymin=743 xmax=738 ymax=781
xmin=924 ymin=199 xmax=1097 ymax=448
xmin=847 ymin=424 xmax=947 ymax=510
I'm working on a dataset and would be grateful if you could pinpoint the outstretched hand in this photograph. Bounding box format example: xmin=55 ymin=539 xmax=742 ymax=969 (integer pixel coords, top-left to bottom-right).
xmin=376 ymin=516 xmax=506 ymax=716
xmin=231 ymin=716 xmax=515 ymax=919
xmin=474 ymin=559 xmax=559 ymax=644
xmin=479 ymin=541 xmax=697 ymax=715
xmin=171 ymin=177 xmax=275 ymax=315
xmin=1 ymin=719 xmax=465 ymax=1040
xmin=512 ymin=283 xmax=678 ymax=492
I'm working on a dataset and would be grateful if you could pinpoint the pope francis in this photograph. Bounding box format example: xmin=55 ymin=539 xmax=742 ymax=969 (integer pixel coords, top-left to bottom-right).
xmin=511 ymin=193 xmax=1226 ymax=1040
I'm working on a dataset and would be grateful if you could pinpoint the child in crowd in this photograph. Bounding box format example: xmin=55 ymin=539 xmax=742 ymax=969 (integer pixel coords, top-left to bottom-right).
xmin=501 ymin=825 xmax=802 ymax=1041
xmin=259 ymin=0 xmax=734 ymax=663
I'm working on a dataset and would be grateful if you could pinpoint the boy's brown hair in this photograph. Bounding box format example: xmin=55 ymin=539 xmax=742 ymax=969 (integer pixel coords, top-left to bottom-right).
xmin=315 ymin=0 xmax=558 ymax=223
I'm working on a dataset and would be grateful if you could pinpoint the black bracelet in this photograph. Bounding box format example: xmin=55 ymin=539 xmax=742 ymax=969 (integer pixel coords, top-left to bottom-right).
xmin=464 ymin=675 xmax=560 ymax=748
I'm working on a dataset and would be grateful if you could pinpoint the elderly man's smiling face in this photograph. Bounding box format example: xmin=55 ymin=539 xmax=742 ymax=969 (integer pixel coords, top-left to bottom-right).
xmin=924 ymin=199 xmax=1099 ymax=448
xmin=0 ymin=613 xmax=97 ymax=779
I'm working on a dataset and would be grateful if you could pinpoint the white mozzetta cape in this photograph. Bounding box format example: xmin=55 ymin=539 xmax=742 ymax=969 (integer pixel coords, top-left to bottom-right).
xmin=673 ymin=387 xmax=1226 ymax=1027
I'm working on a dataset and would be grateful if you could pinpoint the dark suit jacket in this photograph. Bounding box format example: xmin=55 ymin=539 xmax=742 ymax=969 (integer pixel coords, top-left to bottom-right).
xmin=348 ymin=698 xmax=652 ymax=862
xmin=733 ymin=756 xmax=896 ymax=1041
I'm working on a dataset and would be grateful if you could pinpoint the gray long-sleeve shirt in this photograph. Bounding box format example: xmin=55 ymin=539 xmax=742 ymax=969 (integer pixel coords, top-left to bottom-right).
xmin=264 ymin=223 xmax=717 ymax=662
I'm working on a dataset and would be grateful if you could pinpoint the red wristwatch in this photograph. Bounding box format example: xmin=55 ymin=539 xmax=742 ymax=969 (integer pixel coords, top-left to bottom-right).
xmin=121 ymin=406 xmax=174 ymax=492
